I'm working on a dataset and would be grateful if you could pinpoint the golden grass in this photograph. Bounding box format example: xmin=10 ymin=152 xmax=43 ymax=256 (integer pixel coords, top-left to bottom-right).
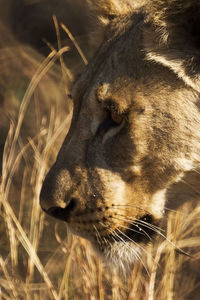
xmin=0 ymin=17 xmax=200 ymax=300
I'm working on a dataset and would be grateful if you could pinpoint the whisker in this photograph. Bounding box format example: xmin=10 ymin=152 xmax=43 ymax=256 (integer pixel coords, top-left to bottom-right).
xmin=163 ymin=207 xmax=200 ymax=220
xmin=109 ymin=204 xmax=151 ymax=214
xmin=103 ymin=237 xmax=110 ymax=246
xmin=98 ymin=222 xmax=114 ymax=247
xmin=105 ymin=205 xmax=165 ymax=232
xmin=164 ymin=207 xmax=179 ymax=213
xmin=157 ymin=231 xmax=192 ymax=257
xmin=113 ymin=222 xmax=157 ymax=258
xmin=99 ymin=219 xmax=159 ymax=269
xmin=106 ymin=216 xmax=147 ymax=239
xmin=93 ymin=224 xmax=103 ymax=246
xmin=112 ymin=215 xmax=153 ymax=241
xmin=94 ymin=223 xmax=114 ymax=250
xmin=123 ymin=217 xmax=192 ymax=258
xmin=107 ymin=231 xmax=135 ymax=272
xmin=112 ymin=214 xmax=190 ymax=256
xmin=99 ymin=213 xmax=191 ymax=261
xmin=114 ymin=228 xmax=150 ymax=276
xmin=115 ymin=213 xmax=165 ymax=233
xmin=135 ymin=219 xmax=164 ymax=234
xmin=99 ymin=221 xmax=107 ymax=228
xmin=114 ymin=214 xmax=175 ymax=245
xmin=180 ymin=179 xmax=200 ymax=195
xmin=192 ymin=169 xmax=200 ymax=176
xmin=136 ymin=220 xmax=192 ymax=257
xmin=113 ymin=220 xmax=146 ymax=237
xmin=111 ymin=228 xmax=141 ymax=261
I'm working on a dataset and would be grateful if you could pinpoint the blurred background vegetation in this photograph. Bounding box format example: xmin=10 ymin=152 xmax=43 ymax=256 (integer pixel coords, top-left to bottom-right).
xmin=0 ymin=0 xmax=94 ymax=172
xmin=0 ymin=1 xmax=200 ymax=299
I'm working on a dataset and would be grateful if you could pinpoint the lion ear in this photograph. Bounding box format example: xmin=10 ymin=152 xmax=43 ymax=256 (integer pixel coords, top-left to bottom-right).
xmin=87 ymin=0 xmax=145 ymax=48
xmin=144 ymin=0 xmax=200 ymax=92
xmin=87 ymin=0 xmax=145 ymax=25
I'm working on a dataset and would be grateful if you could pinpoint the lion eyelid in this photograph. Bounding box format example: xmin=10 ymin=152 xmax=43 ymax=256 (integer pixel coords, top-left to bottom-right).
xmin=104 ymin=100 xmax=120 ymax=113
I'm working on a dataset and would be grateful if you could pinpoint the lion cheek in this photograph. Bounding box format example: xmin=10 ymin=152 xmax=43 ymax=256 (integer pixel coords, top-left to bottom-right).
xmin=150 ymin=189 xmax=167 ymax=219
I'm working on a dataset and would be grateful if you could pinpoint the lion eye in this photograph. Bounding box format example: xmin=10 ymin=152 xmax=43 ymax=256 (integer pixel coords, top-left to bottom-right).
xmin=110 ymin=111 xmax=123 ymax=125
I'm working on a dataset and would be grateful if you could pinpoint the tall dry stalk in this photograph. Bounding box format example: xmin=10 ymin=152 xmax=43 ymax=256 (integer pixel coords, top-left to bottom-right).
xmin=0 ymin=11 xmax=200 ymax=300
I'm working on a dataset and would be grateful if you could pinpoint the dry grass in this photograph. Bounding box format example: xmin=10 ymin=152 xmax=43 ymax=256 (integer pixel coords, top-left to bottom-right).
xmin=0 ymin=7 xmax=200 ymax=300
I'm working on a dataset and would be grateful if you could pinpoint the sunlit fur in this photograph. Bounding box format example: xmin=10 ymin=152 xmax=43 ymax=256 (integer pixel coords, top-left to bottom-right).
xmin=40 ymin=0 xmax=200 ymax=270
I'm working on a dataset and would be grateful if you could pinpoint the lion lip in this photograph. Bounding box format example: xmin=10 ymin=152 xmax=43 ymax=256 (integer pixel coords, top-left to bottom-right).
xmin=109 ymin=226 xmax=155 ymax=243
xmin=107 ymin=216 xmax=158 ymax=243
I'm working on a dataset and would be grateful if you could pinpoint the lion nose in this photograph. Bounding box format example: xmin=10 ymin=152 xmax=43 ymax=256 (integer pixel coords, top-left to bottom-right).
xmin=44 ymin=198 xmax=77 ymax=221
xmin=39 ymin=170 xmax=77 ymax=221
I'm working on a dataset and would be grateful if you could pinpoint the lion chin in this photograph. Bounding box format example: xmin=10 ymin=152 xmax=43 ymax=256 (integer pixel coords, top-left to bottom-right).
xmin=69 ymin=216 xmax=155 ymax=271
xmin=94 ymin=241 xmax=141 ymax=271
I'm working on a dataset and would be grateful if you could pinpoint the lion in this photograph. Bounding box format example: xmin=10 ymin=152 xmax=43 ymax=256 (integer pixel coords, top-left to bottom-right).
xmin=40 ymin=0 xmax=200 ymax=267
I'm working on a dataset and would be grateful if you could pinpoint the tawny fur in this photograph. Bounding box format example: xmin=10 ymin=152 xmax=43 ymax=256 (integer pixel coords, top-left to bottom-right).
xmin=40 ymin=0 xmax=200 ymax=268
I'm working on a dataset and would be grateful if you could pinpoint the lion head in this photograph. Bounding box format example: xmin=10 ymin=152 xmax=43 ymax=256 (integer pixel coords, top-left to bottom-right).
xmin=40 ymin=0 xmax=200 ymax=267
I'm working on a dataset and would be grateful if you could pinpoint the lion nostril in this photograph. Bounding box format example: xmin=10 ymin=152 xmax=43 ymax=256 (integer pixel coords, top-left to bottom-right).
xmin=65 ymin=197 xmax=77 ymax=212
xmin=46 ymin=198 xmax=77 ymax=221
xmin=47 ymin=207 xmax=66 ymax=221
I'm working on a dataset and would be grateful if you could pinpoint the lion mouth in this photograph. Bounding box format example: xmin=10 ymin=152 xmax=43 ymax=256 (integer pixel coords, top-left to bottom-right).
xmin=46 ymin=204 xmax=158 ymax=252
xmin=89 ymin=214 xmax=158 ymax=266
xmin=92 ymin=214 xmax=157 ymax=248
xmin=112 ymin=214 xmax=157 ymax=242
